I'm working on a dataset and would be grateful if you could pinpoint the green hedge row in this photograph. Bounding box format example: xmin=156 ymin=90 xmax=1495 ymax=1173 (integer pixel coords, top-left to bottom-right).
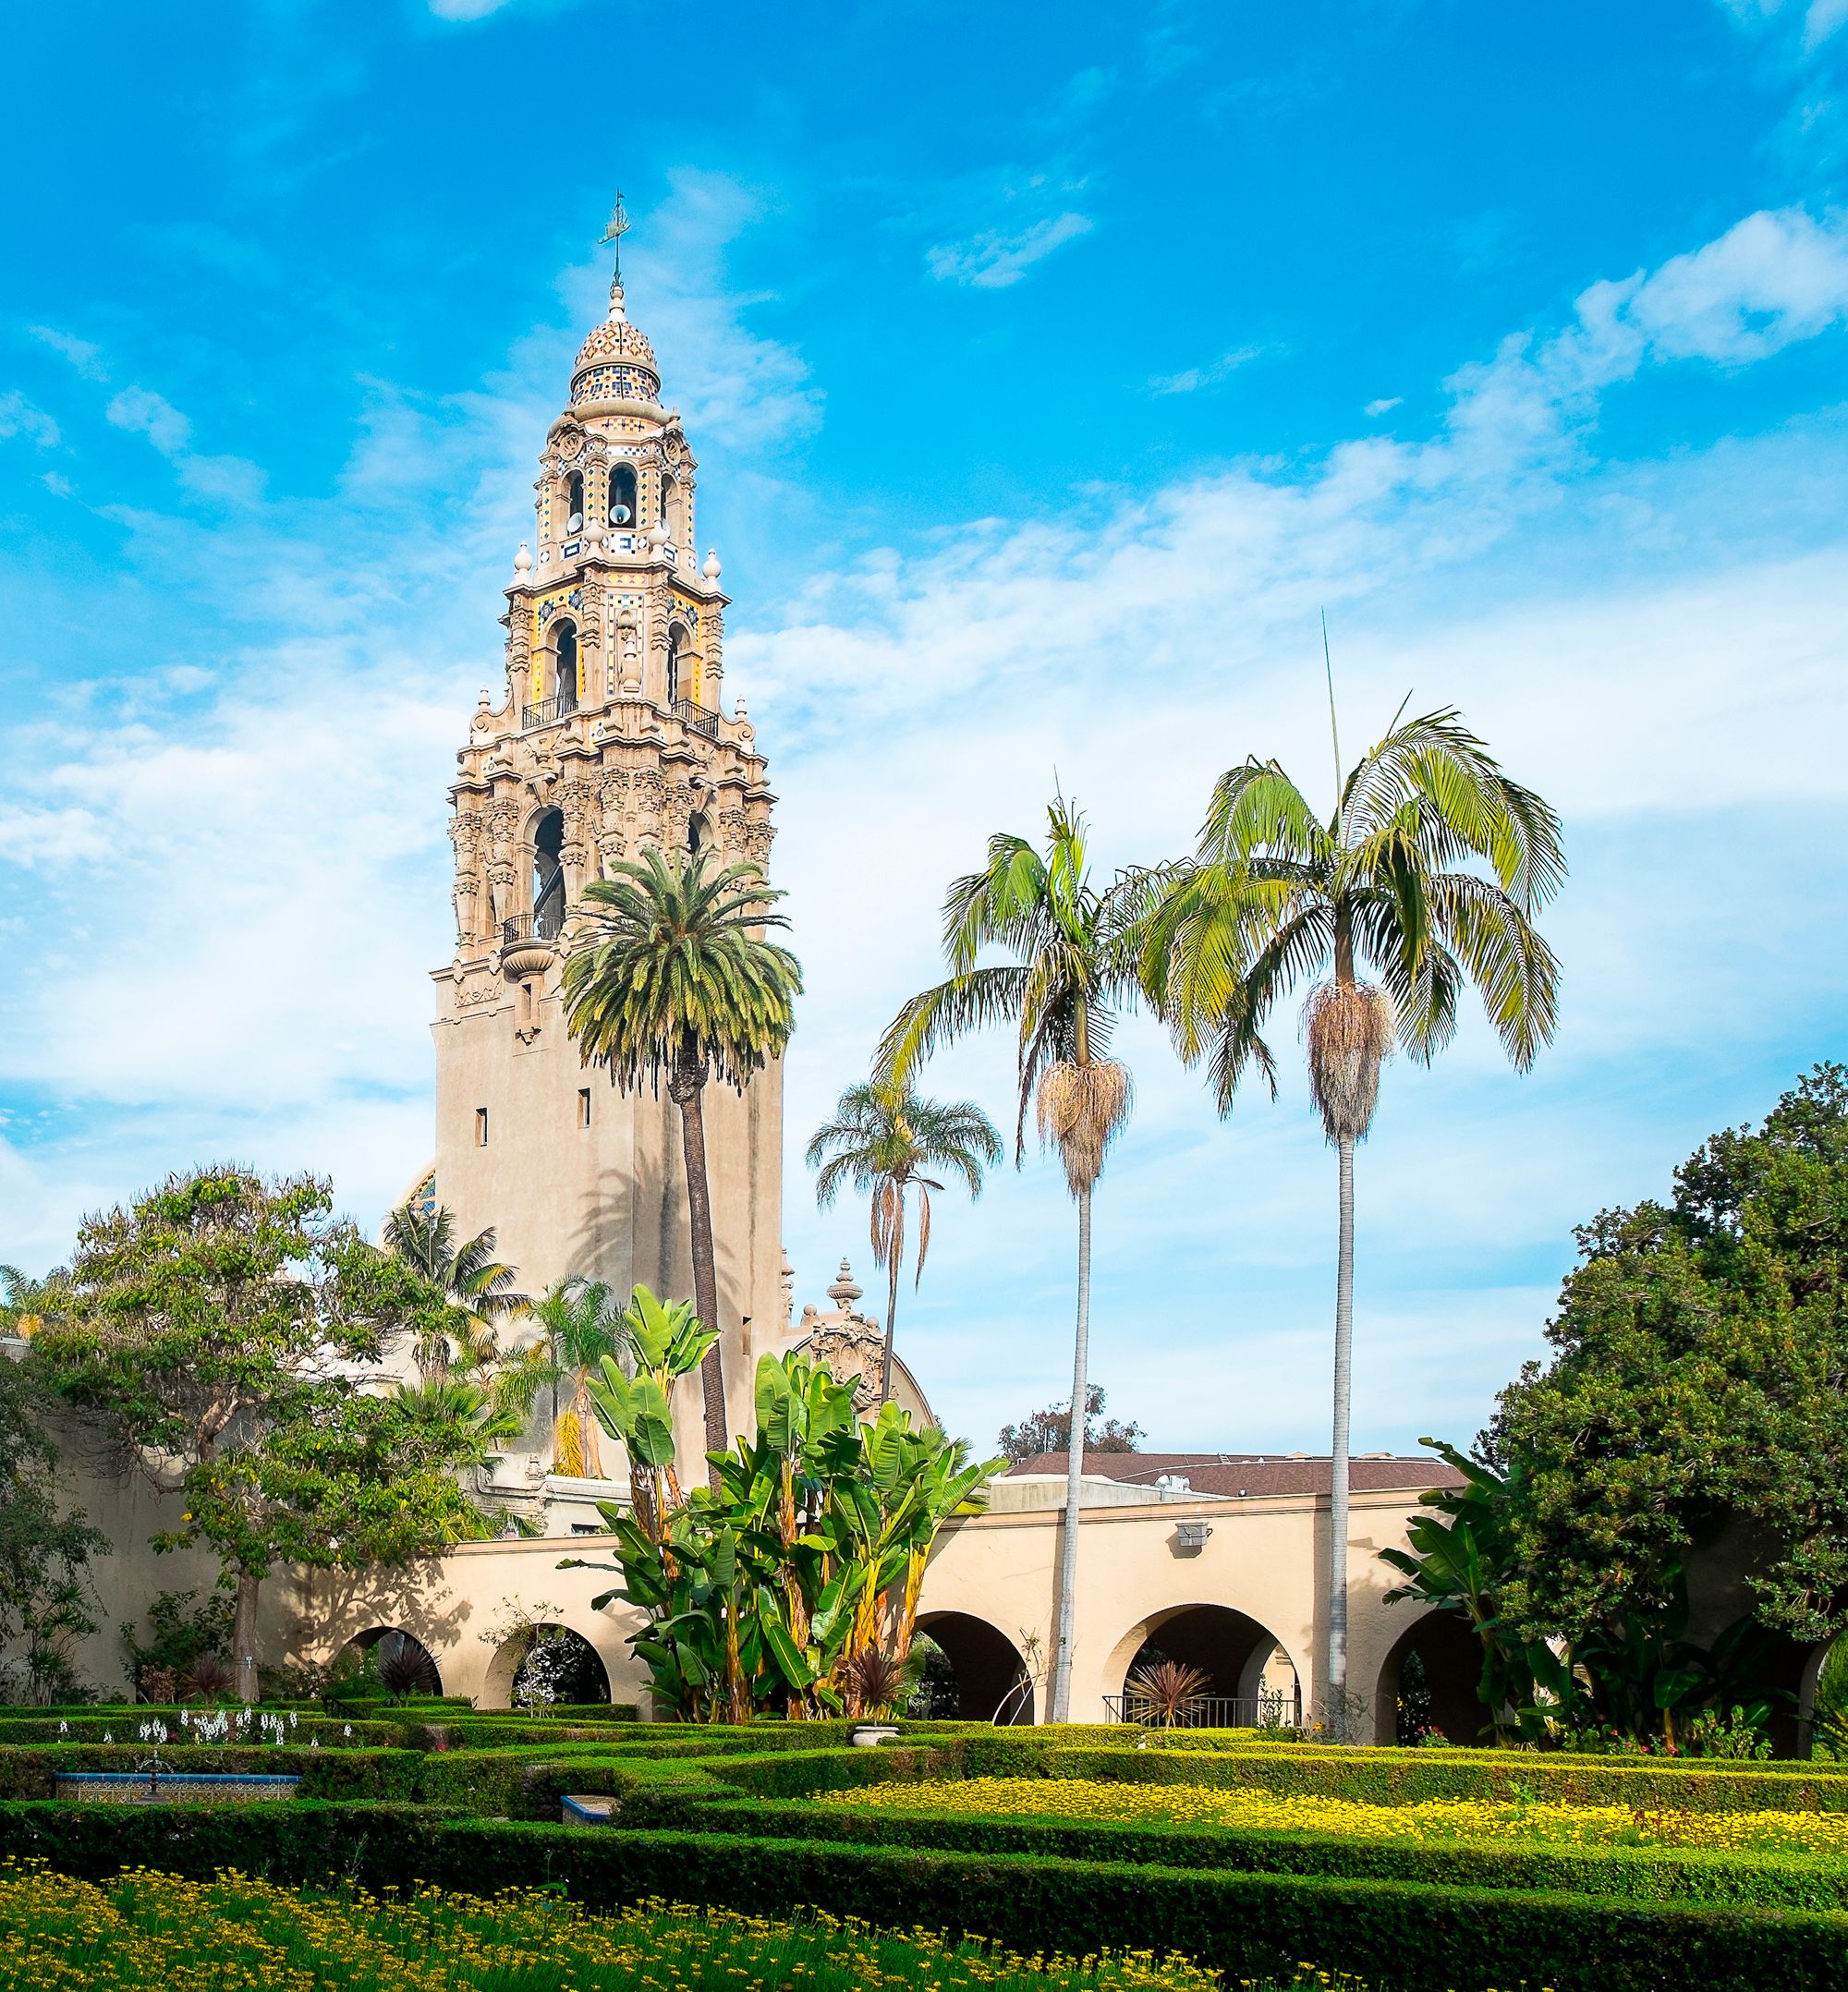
xmin=1022 ymin=1740 xmax=1848 ymax=1814
xmin=687 ymin=1792 xmax=1848 ymax=1914
xmin=4 ymin=1800 xmax=1846 ymax=1992
xmin=0 ymin=1744 xmax=422 ymax=1804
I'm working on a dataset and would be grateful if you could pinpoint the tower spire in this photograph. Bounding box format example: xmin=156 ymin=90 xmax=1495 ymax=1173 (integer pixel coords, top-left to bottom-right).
xmin=600 ymin=192 xmax=632 ymax=316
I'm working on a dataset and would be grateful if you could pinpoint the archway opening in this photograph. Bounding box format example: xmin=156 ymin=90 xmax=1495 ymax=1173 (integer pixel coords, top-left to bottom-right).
xmin=553 ymin=621 xmax=578 ymax=714
xmin=531 ymin=808 xmax=565 ymax=940
xmin=1114 ymin=1605 xmax=1300 ymax=1729
xmin=1374 ymin=1610 xmax=1489 ymax=1745
xmin=564 ymin=470 xmax=585 ymax=534
xmin=914 ymin=1611 xmax=1033 ymax=1724
xmin=333 ymin=1626 xmax=443 ymax=1700
xmin=608 ymin=462 xmax=637 ymax=528
xmin=665 ymin=623 xmax=686 ymax=707
xmin=483 ymin=1623 xmax=611 ymax=1712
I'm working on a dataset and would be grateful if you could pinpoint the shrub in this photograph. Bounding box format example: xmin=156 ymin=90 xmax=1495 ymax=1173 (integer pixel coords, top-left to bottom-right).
xmin=4 ymin=1804 xmax=1848 ymax=1990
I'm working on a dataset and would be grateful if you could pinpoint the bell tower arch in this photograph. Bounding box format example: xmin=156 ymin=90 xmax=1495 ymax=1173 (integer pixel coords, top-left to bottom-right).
xmin=430 ymin=220 xmax=784 ymax=1464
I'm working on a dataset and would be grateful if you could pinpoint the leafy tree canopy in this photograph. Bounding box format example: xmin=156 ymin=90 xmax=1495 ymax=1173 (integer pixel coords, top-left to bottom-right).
xmin=997 ymin=1385 xmax=1144 ymax=1464
xmin=31 ymin=1168 xmax=497 ymax=1697
xmin=1490 ymin=1063 xmax=1848 ymax=1649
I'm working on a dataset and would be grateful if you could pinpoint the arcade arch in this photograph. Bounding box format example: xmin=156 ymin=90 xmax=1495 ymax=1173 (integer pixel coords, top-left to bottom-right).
xmin=332 ymin=1626 xmax=443 ymax=1697
xmin=915 ymin=1611 xmax=1034 ymax=1724
xmin=1372 ymin=1609 xmax=1485 ymax=1745
xmin=480 ymin=1622 xmax=611 ymax=1711
xmin=1105 ymin=1604 xmax=1301 ymax=1727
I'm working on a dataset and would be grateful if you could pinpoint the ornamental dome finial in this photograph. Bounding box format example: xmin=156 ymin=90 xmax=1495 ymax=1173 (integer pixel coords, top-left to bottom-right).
xmin=573 ymin=190 xmax=659 ymax=407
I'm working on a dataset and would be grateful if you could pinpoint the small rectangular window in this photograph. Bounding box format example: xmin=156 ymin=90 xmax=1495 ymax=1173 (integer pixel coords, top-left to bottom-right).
xmin=578 ymin=1087 xmax=592 ymax=1129
xmin=475 ymin=1108 xmax=489 ymax=1147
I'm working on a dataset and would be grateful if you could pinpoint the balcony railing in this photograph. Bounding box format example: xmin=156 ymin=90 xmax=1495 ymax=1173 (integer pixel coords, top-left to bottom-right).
xmin=502 ymin=909 xmax=564 ymax=948
xmin=1101 ymin=1691 xmax=1303 ymax=1731
xmin=673 ymin=697 xmax=718 ymax=740
xmin=521 ymin=694 xmax=578 ymax=730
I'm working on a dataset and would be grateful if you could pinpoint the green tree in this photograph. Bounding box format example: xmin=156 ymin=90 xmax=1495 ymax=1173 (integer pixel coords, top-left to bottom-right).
xmin=0 ymin=1354 xmax=107 ymax=1704
xmin=1491 ymin=1064 xmax=1848 ymax=1658
xmin=881 ymin=796 xmax=1143 ymax=1721
xmin=807 ymin=1079 xmax=1002 ymax=1406
xmin=562 ymin=848 xmax=802 ymax=1472
xmin=34 ymin=1168 xmax=498 ymax=1702
xmin=582 ymin=1285 xmax=718 ymax=1543
xmin=996 ymin=1385 xmax=1144 ymax=1463
xmin=1144 ymin=708 xmax=1562 ymax=1716
xmin=512 ymin=1278 xmax=630 ymax=1478
xmin=381 ymin=1201 xmax=528 ymax=1381
xmin=568 ymin=1346 xmax=1002 ymax=1721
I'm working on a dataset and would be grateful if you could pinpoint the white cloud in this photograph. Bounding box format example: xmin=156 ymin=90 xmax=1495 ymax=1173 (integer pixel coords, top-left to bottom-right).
xmin=104 ymin=384 xmax=266 ymax=506
xmin=927 ymin=212 xmax=1094 ymax=289
xmin=1719 ymin=0 xmax=1848 ymax=45
xmin=1149 ymin=347 xmax=1265 ymax=395
xmin=427 ymin=0 xmax=517 ymax=17
xmin=28 ymin=326 xmax=107 ymax=380
xmin=0 ymin=392 xmax=58 ymax=448
xmin=106 ymin=386 xmax=192 ymax=455
xmin=1365 ymin=396 xmax=1403 ymax=417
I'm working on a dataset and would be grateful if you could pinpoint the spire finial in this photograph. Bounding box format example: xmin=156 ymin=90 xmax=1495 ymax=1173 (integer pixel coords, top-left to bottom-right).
xmin=601 ymin=190 xmax=632 ymax=308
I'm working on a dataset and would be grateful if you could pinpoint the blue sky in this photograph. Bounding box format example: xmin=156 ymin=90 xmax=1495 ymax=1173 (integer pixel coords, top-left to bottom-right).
xmin=4 ymin=0 xmax=1847 ymax=1457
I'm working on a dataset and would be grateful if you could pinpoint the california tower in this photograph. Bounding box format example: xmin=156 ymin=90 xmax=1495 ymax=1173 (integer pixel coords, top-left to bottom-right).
xmin=428 ymin=226 xmax=785 ymax=1458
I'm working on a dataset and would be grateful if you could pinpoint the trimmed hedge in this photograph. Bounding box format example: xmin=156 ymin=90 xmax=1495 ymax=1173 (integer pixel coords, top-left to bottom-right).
xmin=0 ymin=1744 xmax=422 ymax=1804
xmin=687 ymin=1792 xmax=1848 ymax=1914
xmin=1020 ymin=1741 xmax=1848 ymax=1814
xmin=3 ymin=1800 xmax=1848 ymax=1992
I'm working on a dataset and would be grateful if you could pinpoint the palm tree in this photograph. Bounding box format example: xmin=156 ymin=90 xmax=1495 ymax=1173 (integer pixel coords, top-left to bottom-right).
xmin=1143 ymin=706 xmax=1563 ymax=1723
xmin=881 ymin=796 xmax=1144 ymax=1721
xmin=807 ymin=1080 xmax=1002 ymax=1405
xmin=382 ymin=1201 xmax=528 ymax=1382
xmin=561 ymin=846 xmax=802 ymax=1470
xmin=513 ymin=1277 xmax=630 ymax=1477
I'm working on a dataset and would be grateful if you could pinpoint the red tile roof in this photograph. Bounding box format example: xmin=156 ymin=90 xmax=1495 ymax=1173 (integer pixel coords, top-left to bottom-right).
xmin=1003 ymin=1451 xmax=1465 ymax=1499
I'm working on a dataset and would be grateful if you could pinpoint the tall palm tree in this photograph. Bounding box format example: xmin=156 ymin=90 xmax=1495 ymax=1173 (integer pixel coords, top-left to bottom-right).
xmin=807 ymin=1080 xmax=1002 ymax=1406
xmin=1143 ymin=707 xmax=1563 ymax=1724
xmin=382 ymin=1202 xmax=528 ymax=1381
xmin=561 ymin=846 xmax=802 ymax=1470
xmin=513 ymin=1277 xmax=630 ymax=1477
xmin=881 ymin=796 xmax=1144 ymax=1721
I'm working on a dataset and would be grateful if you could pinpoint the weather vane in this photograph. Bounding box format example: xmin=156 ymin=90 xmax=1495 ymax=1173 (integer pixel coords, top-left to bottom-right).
xmin=601 ymin=192 xmax=631 ymax=283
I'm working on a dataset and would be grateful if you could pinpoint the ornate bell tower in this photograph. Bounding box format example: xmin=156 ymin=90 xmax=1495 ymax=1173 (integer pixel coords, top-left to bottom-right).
xmin=430 ymin=225 xmax=785 ymax=1459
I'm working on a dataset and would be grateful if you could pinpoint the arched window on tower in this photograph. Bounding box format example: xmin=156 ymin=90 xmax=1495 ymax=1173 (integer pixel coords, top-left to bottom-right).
xmin=565 ymin=471 xmax=585 ymax=535
xmin=665 ymin=623 xmax=685 ymax=707
xmin=659 ymin=472 xmax=678 ymax=541
xmin=553 ymin=621 xmax=578 ymax=715
xmin=532 ymin=808 xmax=566 ymax=941
xmin=608 ymin=463 xmax=637 ymax=530
xmin=687 ymin=811 xmax=709 ymax=856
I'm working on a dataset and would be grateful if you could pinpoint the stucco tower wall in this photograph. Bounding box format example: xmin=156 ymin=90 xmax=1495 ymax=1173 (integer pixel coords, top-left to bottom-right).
xmin=432 ymin=992 xmax=784 ymax=1453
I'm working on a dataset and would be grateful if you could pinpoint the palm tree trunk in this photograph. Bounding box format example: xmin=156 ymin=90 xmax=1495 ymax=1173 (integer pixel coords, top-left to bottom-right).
xmin=233 ymin=1567 xmax=261 ymax=1706
xmin=674 ymin=1067 xmax=727 ymax=1486
xmin=1050 ymin=1184 xmax=1092 ymax=1724
xmin=879 ymin=1242 xmax=901 ymax=1407
xmin=1326 ymin=1135 xmax=1355 ymax=1732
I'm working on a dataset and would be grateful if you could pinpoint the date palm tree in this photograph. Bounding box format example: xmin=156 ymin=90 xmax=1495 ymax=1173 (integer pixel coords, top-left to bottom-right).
xmin=807 ymin=1080 xmax=1002 ymax=1406
xmin=382 ymin=1202 xmax=528 ymax=1382
xmin=513 ymin=1277 xmax=630 ymax=1478
xmin=1142 ymin=706 xmax=1563 ymax=1722
xmin=881 ymin=796 xmax=1144 ymax=1721
xmin=561 ymin=846 xmax=801 ymax=1470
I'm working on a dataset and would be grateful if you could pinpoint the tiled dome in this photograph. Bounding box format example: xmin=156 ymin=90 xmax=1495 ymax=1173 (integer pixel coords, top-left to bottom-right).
xmin=570 ymin=277 xmax=661 ymax=406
